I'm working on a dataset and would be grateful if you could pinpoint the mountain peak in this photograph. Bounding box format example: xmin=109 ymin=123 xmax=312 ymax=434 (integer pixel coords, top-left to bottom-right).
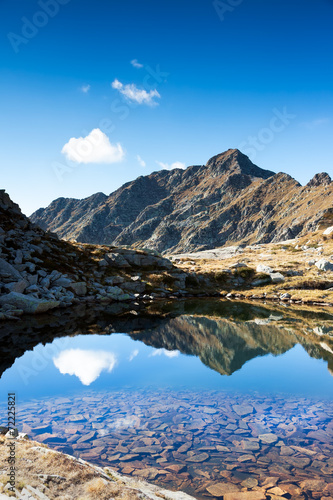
xmin=30 ymin=149 xmax=333 ymax=254
xmin=307 ymin=172 xmax=332 ymax=188
xmin=205 ymin=149 xmax=275 ymax=180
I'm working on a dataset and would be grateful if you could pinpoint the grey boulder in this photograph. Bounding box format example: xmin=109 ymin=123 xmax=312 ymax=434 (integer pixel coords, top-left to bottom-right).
xmin=104 ymin=253 xmax=131 ymax=268
xmin=0 ymin=257 xmax=22 ymax=280
xmin=270 ymin=272 xmax=285 ymax=283
xmin=256 ymin=264 xmax=273 ymax=274
xmin=70 ymin=282 xmax=87 ymax=296
xmin=315 ymin=259 xmax=333 ymax=271
xmin=4 ymin=280 xmax=28 ymax=293
xmin=0 ymin=292 xmax=59 ymax=314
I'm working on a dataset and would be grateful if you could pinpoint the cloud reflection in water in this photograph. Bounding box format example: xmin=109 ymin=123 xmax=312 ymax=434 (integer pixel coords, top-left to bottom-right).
xmin=53 ymin=349 xmax=117 ymax=386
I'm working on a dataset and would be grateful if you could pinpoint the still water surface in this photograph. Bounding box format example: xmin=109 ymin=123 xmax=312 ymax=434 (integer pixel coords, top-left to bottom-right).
xmin=0 ymin=300 xmax=332 ymax=498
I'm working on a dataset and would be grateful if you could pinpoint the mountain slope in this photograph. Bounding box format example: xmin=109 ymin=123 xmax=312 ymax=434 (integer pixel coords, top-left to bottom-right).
xmin=30 ymin=149 xmax=333 ymax=254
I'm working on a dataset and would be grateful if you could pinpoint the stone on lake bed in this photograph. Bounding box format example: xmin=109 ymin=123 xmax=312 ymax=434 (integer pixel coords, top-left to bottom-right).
xmin=224 ymin=492 xmax=266 ymax=500
xmin=238 ymin=454 xmax=255 ymax=462
xmin=185 ymin=452 xmax=209 ymax=462
xmin=266 ymin=486 xmax=288 ymax=496
xmin=119 ymin=454 xmax=139 ymax=461
xmin=132 ymin=467 xmax=167 ymax=480
xmin=232 ymin=404 xmax=254 ymax=416
xmin=206 ymin=483 xmax=240 ymax=496
xmin=131 ymin=445 xmax=162 ymax=454
xmin=165 ymin=464 xmax=187 ymax=473
xmin=241 ymin=478 xmax=258 ymax=488
xmin=307 ymin=429 xmax=332 ymax=443
xmin=258 ymin=433 xmax=278 ymax=444
xmin=216 ymin=445 xmax=230 ymax=452
xmin=178 ymin=442 xmax=192 ymax=453
xmin=68 ymin=415 xmax=86 ymax=422
xmin=32 ymin=424 xmax=52 ymax=434
xmin=300 ymin=479 xmax=327 ymax=491
xmin=280 ymin=446 xmax=294 ymax=456
xmin=77 ymin=431 xmax=96 ymax=443
xmin=107 ymin=453 xmax=121 ymax=461
xmin=202 ymin=407 xmax=218 ymax=414
xmin=37 ymin=433 xmax=66 ymax=443
xmin=241 ymin=439 xmax=260 ymax=451
xmin=284 ymin=456 xmax=311 ymax=468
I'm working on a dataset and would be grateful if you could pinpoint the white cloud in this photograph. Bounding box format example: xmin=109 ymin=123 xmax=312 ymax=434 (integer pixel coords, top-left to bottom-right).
xmin=61 ymin=128 xmax=125 ymax=164
xmin=131 ymin=59 xmax=143 ymax=69
xmin=110 ymin=416 xmax=140 ymax=430
xmin=156 ymin=161 xmax=186 ymax=171
xmin=111 ymin=79 xmax=161 ymax=106
xmin=301 ymin=118 xmax=330 ymax=130
xmin=129 ymin=349 xmax=139 ymax=361
xmin=112 ymin=79 xmax=123 ymax=90
xmin=80 ymin=84 xmax=91 ymax=93
xmin=136 ymin=155 xmax=146 ymax=168
xmin=150 ymin=348 xmax=179 ymax=358
xmin=53 ymin=349 xmax=117 ymax=386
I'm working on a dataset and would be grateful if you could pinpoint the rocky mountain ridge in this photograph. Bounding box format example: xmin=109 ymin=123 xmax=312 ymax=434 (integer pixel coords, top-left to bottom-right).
xmin=30 ymin=148 xmax=333 ymax=254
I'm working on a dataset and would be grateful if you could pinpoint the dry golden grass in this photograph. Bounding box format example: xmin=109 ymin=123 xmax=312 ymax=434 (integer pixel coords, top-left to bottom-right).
xmin=176 ymin=231 xmax=333 ymax=305
xmin=0 ymin=437 xmax=171 ymax=500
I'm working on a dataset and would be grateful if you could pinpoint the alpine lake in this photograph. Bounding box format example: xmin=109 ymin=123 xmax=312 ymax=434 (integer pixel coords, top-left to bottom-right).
xmin=0 ymin=299 xmax=332 ymax=499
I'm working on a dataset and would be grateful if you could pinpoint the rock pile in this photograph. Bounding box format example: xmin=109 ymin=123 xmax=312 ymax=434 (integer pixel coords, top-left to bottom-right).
xmin=0 ymin=190 xmax=194 ymax=320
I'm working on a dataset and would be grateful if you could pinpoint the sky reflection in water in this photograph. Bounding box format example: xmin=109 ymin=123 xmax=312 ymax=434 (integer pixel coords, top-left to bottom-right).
xmin=0 ymin=331 xmax=332 ymax=402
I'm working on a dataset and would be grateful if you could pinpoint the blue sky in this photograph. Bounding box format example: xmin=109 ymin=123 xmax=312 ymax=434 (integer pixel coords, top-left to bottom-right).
xmin=1 ymin=0 xmax=332 ymax=216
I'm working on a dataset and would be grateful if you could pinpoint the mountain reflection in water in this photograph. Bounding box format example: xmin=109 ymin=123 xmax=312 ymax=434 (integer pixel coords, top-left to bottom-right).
xmin=0 ymin=300 xmax=333 ymax=500
xmin=0 ymin=299 xmax=332 ymax=381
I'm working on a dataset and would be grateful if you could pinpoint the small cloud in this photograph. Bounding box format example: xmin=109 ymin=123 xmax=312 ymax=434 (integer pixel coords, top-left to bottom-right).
xmin=112 ymin=78 xmax=123 ymax=90
xmin=301 ymin=118 xmax=330 ymax=130
xmin=156 ymin=161 xmax=186 ymax=171
xmin=111 ymin=79 xmax=160 ymax=106
xmin=80 ymin=84 xmax=91 ymax=93
xmin=53 ymin=349 xmax=117 ymax=386
xmin=129 ymin=349 xmax=139 ymax=361
xmin=136 ymin=155 xmax=146 ymax=168
xmin=61 ymin=128 xmax=125 ymax=164
xmin=131 ymin=59 xmax=143 ymax=69
xmin=110 ymin=416 xmax=140 ymax=430
xmin=150 ymin=348 xmax=179 ymax=358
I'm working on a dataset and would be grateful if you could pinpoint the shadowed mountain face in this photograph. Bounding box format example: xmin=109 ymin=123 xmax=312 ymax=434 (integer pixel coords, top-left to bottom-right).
xmin=0 ymin=300 xmax=332 ymax=379
xmin=30 ymin=149 xmax=333 ymax=254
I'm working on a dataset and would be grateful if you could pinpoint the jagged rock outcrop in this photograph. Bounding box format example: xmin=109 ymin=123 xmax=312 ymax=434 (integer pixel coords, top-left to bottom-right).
xmin=30 ymin=149 xmax=333 ymax=254
xmin=0 ymin=189 xmax=194 ymax=320
xmin=307 ymin=172 xmax=332 ymax=188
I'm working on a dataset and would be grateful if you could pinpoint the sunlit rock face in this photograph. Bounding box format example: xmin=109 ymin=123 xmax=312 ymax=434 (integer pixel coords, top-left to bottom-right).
xmin=30 ymin=149 xmax=333 ymax=254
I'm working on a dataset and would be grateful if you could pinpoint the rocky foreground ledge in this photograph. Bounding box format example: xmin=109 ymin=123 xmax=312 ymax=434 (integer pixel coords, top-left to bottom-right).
xmin=0 ymin=433 xmax=195 ymax=499
xmin=0 ymin=189 xmax=209 ymax=321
